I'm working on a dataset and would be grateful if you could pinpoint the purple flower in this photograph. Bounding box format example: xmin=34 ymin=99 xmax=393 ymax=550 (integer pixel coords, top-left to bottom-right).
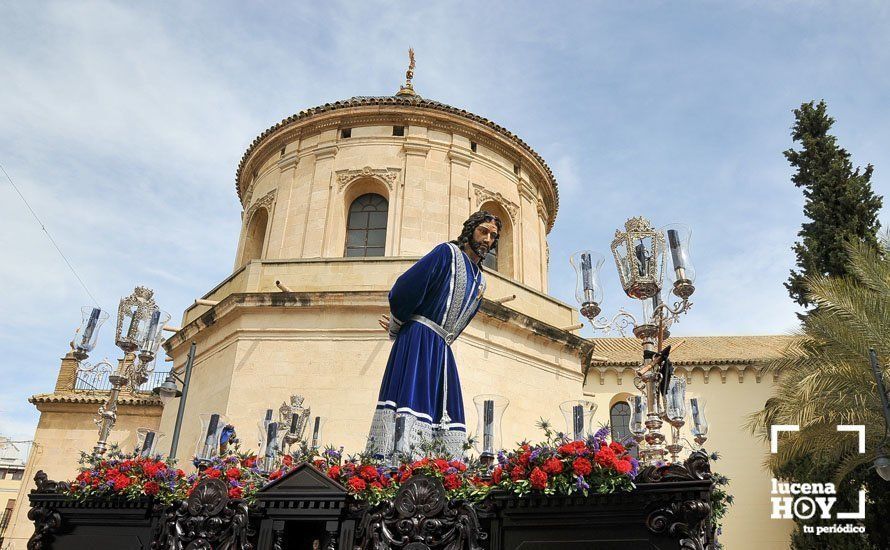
xmin=445 ymin=467 xmax=458 ymax=475
xmin=628 ymin=457 xmax=640 ymax=478
xmin=529 ymin=449 xmax=541 ymax=461
xmin=575 ymin=475 xmax=589 ymax=491
xmin=497 ymin=451 xmax=507 ymax=465
xmin=593 ymin=426 xmax=610 ymax=441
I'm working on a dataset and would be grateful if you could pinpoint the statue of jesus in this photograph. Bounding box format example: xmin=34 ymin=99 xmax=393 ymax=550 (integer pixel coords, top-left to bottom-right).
xmin=367 ymin=211 xmax=501 ymax=459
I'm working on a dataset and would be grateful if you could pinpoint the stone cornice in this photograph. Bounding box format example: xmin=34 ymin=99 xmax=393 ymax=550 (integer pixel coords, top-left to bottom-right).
xmin=402 ymin=140 xmax=431 ymax=157
xmin=164 ymin=291 xmax=590 ymax=360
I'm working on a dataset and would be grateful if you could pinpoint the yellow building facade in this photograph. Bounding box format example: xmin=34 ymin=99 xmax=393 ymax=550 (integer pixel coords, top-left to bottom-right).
xmin=8 ymin=86 xmax=794 ymax=548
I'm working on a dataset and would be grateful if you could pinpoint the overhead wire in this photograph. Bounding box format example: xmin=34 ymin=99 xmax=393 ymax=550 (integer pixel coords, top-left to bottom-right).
xmin=0 ymin=161 xmax=101 ymax=307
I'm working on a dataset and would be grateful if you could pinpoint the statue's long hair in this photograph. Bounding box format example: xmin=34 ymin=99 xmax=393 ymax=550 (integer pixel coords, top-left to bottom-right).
xmin=451 ymin=210 xmax=502 ymax=265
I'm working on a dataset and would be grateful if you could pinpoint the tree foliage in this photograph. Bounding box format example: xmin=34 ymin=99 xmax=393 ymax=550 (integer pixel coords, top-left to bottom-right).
xmin=749 ymin=240 xmax=890 ymax=548
xmin=784 ymin=100 xmax=882 ymax=308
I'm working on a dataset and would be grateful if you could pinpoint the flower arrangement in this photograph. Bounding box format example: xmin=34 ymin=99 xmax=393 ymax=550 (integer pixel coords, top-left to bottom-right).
xmin=66 ymin=421 xmax=639 ymax=505
xmin=68 ymin=446 xmax=187 ymax=505
xmin=489 ymin=421 xmax=638 ymax=497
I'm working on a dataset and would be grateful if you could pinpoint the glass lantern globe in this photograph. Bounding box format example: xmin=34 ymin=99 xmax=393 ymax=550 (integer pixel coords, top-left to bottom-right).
xmin=627 ymin=395 xmax=647 ymax=442
xmin=665 ymin=378 xmax=687 ymax=427
xmin=138 ymin=309 xmax=171 ymax=363
xmin=135 ymin=427 xmax=164 ymax=457
xmin=195 ymin=413 xmax=228 ymax=466
xmin=73 ymin=306 xmax=110 ymax=359
xmin=559 ymin=399 xmax=597 ymax=441
xmin=689 ymin=397 xmax=709 ymax=445
xmin=569 ymin=251 xmax=605 ymax=320
xmin=473 ymin=394 xmax=510 ymax=460
xmin=662 ymin=223 xmax=696 ymax=299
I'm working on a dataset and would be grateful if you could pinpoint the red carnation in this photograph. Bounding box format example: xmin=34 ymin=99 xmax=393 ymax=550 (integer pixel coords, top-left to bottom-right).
xmin=113 ymin=475 xmax=132 ymax=490
xmin=609 ymin=441 xmax=626 ymax=455
xmin=492 ymin=467 xmax=503 ymax=484
xmin=359 ymin=465 xmax=379 ymax=481
xmin=228 ymin=486 xmax=243 ymax=499
xmin=450 ymin=460 xmax=468 ymax=472
xmin=205 ymin=468 xmax=221 ymax=479
xmin=312 ymin=459 xmax=325 ymax=469
xmin=143 ymin=481 xmax=160 ymax=496
xmin=348 ymin=477 xmax=367 ymax=492
xmin=327 ymin=466 xmax=341 ymax=479
xmin=269 ymin=469 xmax=282 ymax=481
xmin=176 ymin=469 xmax=186 ymax=478
xmin=226 ymin=467 xmax=242 ymax=480
xmin=510 ymin=465 xmax=526 ymax=481
xmin=434 ymin=458 xmax=450 ymax=472
xmin=370 ymin=481 xmax=383 ymax=490
xmin=241 ymin=456 xmax=257 ymax=468
xmin=594 ymin=447 xmax=617 ymax=468
xmin=443 ymin=474 xmax=462 ymax=491
xmin=615 ymin=459 xmax=633 ymax=475
xmin=518 ymin=452 xmax=531 ymax=466
xmin=572 ymin=457 xmax=593 ymax=476
xmin=542 ymin=457 xmax=564 ymax=475
xmin=282 ymin=455 xmax=293 ymax=467
xmin=529 ymin=467 xmax=548 ymax=490
xmin=400 ymin=470 xmax=411 ymax=482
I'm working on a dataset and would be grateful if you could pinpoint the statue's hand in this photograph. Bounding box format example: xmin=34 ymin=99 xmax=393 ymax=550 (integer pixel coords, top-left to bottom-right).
xmin=378 ymin=314 xmax=390 ymax=331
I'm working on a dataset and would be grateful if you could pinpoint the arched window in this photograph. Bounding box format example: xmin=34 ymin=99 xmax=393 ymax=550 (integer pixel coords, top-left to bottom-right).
xmin=345 ymin=193 xmax=388 ymax=257
xmin=610 ymin=401 xmax=631 ymax=445
xmin=241 ymin=207 xmax=269 ymax=265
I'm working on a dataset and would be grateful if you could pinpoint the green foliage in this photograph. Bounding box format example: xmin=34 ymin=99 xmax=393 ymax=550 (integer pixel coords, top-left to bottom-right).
xmin=784 ymin=100 xmax=883 ymax=309
xmin=750 ymin=239 xmax=890 ymax=548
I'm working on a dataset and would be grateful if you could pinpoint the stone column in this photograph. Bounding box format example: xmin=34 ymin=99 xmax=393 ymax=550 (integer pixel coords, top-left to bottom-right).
xmin=399 ymin=137 xmax=431 ymax=255
xmin=447 ymin=148 xmax=473 ymax=239
xmin=518 ymin=180 xmax=543 ymax=291
xmin=54 ymin=351 xmax=80 ymax=393
xmin=302 ymin=140 xmax=338 ymax=257
xmin=269 ymin=153 xmax=299 ymax=259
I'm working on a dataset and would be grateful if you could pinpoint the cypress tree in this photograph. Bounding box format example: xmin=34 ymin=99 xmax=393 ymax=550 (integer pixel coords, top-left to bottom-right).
xmin=784 ymin=100 xmax=882 ymax=307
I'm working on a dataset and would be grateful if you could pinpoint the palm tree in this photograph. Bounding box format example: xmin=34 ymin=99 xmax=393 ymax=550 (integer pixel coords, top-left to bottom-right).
xmin=748 ymin=238 xmax=890 ymax=483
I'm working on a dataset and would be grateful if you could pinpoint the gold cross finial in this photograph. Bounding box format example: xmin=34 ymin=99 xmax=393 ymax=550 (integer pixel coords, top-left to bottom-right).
xmin=396 ymin=47 xmax=419 ymax=97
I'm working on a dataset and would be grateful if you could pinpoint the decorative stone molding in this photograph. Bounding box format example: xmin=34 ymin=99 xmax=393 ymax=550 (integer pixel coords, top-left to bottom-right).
xmin=276 ymin=153 xmax=299 ymax=171
xmin=472 ymin=184 xmax=518 ymax=223
xmin=242 ymin=189 xmax=276 ymax=222
xmin=403 ymin=140 xmax=431 ymax=157
xmin=536 ymin=198 xmax=549 ymax=222
xmin=448 ymin=149 xmax=473 ymax=168
xmin=518 ymin=180 xmax=537 ymax=202
xmin=592 ymin=363 xmax=766 ymax=385
xmin=336 ymin=166 xmax=401 ymax=192
xmin=314 ymin=143 xmax=339 ymax=161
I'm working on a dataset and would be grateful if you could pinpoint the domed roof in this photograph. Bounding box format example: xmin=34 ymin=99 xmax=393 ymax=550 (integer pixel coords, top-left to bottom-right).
xmin=236 ymin=95 xmax=559 ymax=230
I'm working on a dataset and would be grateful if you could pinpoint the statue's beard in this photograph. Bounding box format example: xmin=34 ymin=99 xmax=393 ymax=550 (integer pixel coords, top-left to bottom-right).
xmin=470 ymin=238 xmax=491 ymax=259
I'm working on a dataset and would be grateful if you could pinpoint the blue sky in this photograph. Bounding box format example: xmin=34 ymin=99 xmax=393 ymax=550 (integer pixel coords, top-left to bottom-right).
xmin=1 ymin=1 xmax=888 ymax=444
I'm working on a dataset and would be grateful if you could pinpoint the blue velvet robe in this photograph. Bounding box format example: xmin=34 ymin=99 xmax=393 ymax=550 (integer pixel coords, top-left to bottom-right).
xmin=367 ymin=242 xmax=485 ymax=459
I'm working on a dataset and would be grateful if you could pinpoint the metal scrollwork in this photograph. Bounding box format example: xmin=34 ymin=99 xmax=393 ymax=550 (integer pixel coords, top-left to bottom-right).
xmin=638 ymin=450 xmax=712 ymax=483
xmin=153 ymin=478 xmax=254 ymax=550
xmin=357 ymin=475 xmax=486 ymax=550
xmin=646 ymin=499 xmax=712 ymax=550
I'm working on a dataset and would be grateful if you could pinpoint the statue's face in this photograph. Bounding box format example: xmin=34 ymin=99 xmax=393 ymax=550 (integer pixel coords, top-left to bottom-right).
xmin=470 ymin=220 xmax=499 ymax=258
